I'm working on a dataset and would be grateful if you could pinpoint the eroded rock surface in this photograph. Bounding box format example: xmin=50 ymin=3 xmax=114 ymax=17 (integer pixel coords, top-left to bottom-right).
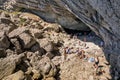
xmin=0 ymin=11 xmax=112 ymax=80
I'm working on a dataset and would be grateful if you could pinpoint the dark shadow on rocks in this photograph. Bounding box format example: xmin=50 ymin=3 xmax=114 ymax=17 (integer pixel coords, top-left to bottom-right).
xmin=15 ymin=59 xmax=30 ymax=72
xmin=63 ymin=28 xmax=104 ymax=47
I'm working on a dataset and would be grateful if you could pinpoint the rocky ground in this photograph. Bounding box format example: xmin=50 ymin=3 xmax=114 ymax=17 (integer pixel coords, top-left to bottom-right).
xmin=0 ymin=10 xmax=111 ymax=80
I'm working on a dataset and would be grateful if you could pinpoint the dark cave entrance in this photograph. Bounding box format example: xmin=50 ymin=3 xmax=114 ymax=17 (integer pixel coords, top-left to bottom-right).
xmin=63 ymin=28 xmax=91 ymax=35
xmin=63 ymin=27 xmax=103 ymax=47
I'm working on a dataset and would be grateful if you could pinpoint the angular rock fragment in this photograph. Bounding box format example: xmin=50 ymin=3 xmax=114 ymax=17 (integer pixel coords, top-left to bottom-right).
xmin=32 ymin=57 xmax=57 ymax=78
xmin=0 ymin=18 xmax=18 ymax=33
xmin=0 ymin=54 xmax=24 ymax=79
xmin=30 ymin=43 xmax=41 ymax=52
xmin=8 ymin=27 xmax=27 ymax=38
xmin=30 ymin=28 xmax=43 ymax=39
xmin=18 ymin=32 xmax=36 ymax=49
xmin=3 ymin=70 xmax=25 ymax=80
xmin=10 ymin=38 xmax=22 ymax=53
xmin=0 ymin=48 xmax=6 ymax=58
xmin=0 ymin=31 xmax=10 ymax=49
xmin=38 ymin=39 xmax=55 ymax=52
xmin=46 ymin=52 xmax=55 ymax=59
xmin=32 ymin=69 xmax=41 ymax=80
xmin=6 ymin=49 xmax=14 ymax=56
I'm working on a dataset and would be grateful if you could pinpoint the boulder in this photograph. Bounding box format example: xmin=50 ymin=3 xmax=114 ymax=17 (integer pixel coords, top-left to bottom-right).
xmin=43 ymin=23 xmax=61 ymax=33
xmin=46 ymin=52 xmax=55 ymax=59
xmin=6 ymin=49 xmax=14 ymax=56
xmin=8 ymin=27 xmax=27 ymax=38
xmin=18 ymin=32 xmax=36 ymax=49
xmin=30 ymin=43 xmax=40 ymax=52
xmin=26 ymin=51 xmax=42 ymax=65
xmin=32 ymin=57 xmax=57 ymax=78
xmin=0 ymin=54 xmax=24 ymax=79
xmin=30 ymin=28 xmax=43 ymax=39
xmin=0 ymin=48 xmax=6 ymax=58
xmin=0 ymin=18 xmax=18 ymax=34
xmin=0 ymin=31 xmax=10 ymax=49
xmin=32 ymin=69 xmax=41 ymax=80
xmin=3 ymin=70 xmax=25 ymax=80
xmin=38 ymin=39 xmax=55 ymax=52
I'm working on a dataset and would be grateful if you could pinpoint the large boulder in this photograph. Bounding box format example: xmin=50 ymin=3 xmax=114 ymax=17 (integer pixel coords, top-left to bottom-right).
xmin=18 ymin=32 xmax=36 ymax=49
xmin=0 ymin=54 xmax=24 ymax=79
xmin=32 ymin=56 xmax=57 ymax=79
xmin=3 ymin=70 xmax=25 ymax=80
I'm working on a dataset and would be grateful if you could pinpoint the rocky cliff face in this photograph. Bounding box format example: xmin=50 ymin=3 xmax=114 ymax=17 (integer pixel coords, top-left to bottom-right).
xmin=0 ymin=11 xmax=112 ymax=80
xmin=1 ymin=0 xmax=119 ymax=46
xmin=1 ymin=0 xmax=120 ymax=79
xmin=0 ymin=0 xmax=90 ymax=31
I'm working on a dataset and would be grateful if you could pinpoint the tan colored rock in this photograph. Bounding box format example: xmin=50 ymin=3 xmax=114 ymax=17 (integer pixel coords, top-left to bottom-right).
xmin=44 ymin=77 xmax=56 ymax=80
xmin=19 ymin=12 xmax=41 ymax=22
xmin=3 ymin=70 xmax=25 ymax=80
xmin=0 ymin=58 xmax=15 ymax=79
xmin=30 ymin=28 xmax=43 ymax=39
xmin=8 ymin=27 xmax=27 ymax=38
xmin=19 ymin=32 xmax=36 ymax=49
xmin=32 ymin=56 xmax=57 ymax=78
xmin=38 ymin=39 xmax=53 ymax=52
xmin=43 ymin=23 xmax=61 ymax=33
xmin=0 ymin=54 xmax=24 ymax=79
xmin=32 ymin=69 xmax=41 ymax=80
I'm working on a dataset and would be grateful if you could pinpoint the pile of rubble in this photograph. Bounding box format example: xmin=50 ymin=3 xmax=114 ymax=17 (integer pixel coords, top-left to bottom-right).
xmin=0 ymin=10 xmax=112 ymax=80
